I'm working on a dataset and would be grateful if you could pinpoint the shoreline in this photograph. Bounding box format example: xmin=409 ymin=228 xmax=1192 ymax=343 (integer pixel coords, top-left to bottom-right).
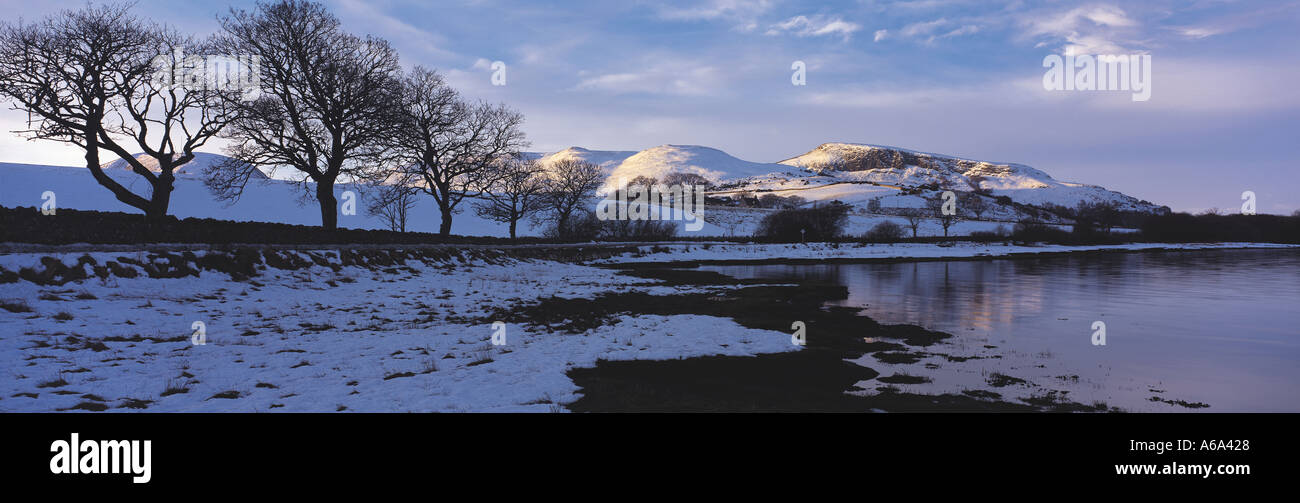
xmin=593 ymin=241 xmax=1300 ymax=267
xmin=2 ymin=239 xmax=1292 ymax=260
xmin=558 ymin=262 xmax=1119 ymax=412
xmin=1 ymin=243 xmax=1288 ymax=412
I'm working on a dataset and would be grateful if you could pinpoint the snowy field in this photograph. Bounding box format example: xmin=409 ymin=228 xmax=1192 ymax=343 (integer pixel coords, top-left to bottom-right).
xmin=0 ymin=250 xmax=796 ymax=412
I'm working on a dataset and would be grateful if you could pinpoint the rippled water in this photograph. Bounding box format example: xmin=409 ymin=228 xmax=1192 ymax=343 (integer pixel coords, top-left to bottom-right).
xmin=705 ymin=249 xmax=1300 ymax=412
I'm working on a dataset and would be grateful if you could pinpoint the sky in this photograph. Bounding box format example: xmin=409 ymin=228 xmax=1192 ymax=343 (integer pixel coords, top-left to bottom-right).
xmin=1 ymin=0 xmax=1298 ymax=214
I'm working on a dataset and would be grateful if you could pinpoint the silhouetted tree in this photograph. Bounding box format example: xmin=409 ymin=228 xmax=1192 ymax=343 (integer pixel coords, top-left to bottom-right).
xmin=755 ymin=203 xmax=850 ymax=242
xmin=864 ymin=220 xmax=904 ymax=242
xmin=0 ymin=5 xmax=230 ymax=222
xmin=209 ymin=0 xmax=403 ymax=230
xmin=928 ymin=196 xmax=960 ymax=237
xmin=365 ymin=174 xmax=419 ymax=232
xmin=542 ymin=159 xmax=603 ymax=238
xmin=900 ymin=207 xmax=924 ymax=237
xmin=389 ymin=66 xmax=527 ymax=236
xmin=962 ymin=192 xmax=989 ymax=220
xmin=474 ymin=157 xmax=548 ymax=239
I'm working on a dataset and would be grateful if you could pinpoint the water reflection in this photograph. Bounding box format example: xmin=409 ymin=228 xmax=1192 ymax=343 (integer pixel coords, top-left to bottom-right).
xmin=705 ymin=249 xmax=1300 ymax=412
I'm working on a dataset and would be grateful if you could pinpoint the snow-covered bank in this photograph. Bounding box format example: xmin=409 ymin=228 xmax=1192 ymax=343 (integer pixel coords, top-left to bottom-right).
xmin=0 ymin=250 xmax=796 ymax=412
xmin=595 ymin=241 xmax=1300 ymax=264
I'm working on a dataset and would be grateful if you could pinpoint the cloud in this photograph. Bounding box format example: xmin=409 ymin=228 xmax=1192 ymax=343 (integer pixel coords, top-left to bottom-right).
xmin=765 ymin=15 xmax=862 ymax=40
xmin=1166 ymin=2 xmax=1300 ymax=41
xmin=1175 ymin=26 xmax=1225 ymax=39
xmin=895 ymin=17 xmax=980 ymax=43
xmin=873 ymin=29 xmax=888 ymax=42
xmin=798 ymin=56 xmax=1300 ymax=113
xmin=901 ymin=18 xmax=949 ymax=38
xmin=941 ymin=24 xmax=980 ymax=38
xmin=657 ymin=0 xmax=774 ymax=31
xmin=1022 ymin=4 xmax=1141 ymax=55
xmin=333 ymin=0 xmax=456 ymax=59
xmin=515 ymin=37 xmax=588 ymax=66
xmin=574 ymin=59 xmax=726 ymax=96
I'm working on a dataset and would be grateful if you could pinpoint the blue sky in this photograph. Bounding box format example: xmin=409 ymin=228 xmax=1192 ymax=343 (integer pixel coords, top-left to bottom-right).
xmin=2 ymin=0 xmax=1298 ymax=213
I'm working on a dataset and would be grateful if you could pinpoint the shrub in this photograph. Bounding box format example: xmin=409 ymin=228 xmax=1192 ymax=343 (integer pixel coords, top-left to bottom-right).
xmin=755 ymin=203 xmax=850 ymax=242
xmin=864 ymin=220 xmax=905 ymax=242
xmin=599 ymin=219 xmax=678 ymax=241
xmin=543 ymin=210 xmax=680 ymax=242
xmin=1012 ymin=221 xmax=1070 ymax=243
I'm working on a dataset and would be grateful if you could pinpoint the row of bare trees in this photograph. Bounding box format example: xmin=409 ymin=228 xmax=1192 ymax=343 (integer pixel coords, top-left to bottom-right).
xmin=0 ymin=0 xmax=556 ymax=237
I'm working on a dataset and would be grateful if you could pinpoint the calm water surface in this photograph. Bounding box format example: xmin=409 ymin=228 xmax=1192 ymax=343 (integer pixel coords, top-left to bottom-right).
xmin=705 ymin=249 xmax=1300 ymax=412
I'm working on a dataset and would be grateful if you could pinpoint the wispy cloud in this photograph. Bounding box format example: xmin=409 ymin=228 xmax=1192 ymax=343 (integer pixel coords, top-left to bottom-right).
xmin=1167 ymin=1 xmax=1300 ymax=40
xmin=574 ymin=58 xmax=726 ymax=96
xmin=333 ymin=0 xmax=456 ymax=59
xmin=895 ymin=17 xmax=981 ymax=43
xmin=765 ymin=14 xmax=862 ymax=40
xmin=656 ymin=0 xmax=775 ymax=31
xmin=900 ymin=17 xmax=949 ymax=37
xmin=1022 ymin=4 xmax=1141 ymax=55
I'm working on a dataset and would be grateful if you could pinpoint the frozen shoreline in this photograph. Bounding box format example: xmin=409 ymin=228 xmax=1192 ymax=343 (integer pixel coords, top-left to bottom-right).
xmin=0 ymin=250 xmax=795 ymax=412
xmin=2 ymin=241 xmax=1294 ymax=412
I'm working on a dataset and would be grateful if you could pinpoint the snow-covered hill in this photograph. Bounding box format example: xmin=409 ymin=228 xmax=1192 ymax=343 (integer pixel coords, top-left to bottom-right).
xmin=535 ymin=146 xmax=636 ymax=176
xmin=600 ymin=145 xmax=790 ymax=193
xmin=1 ymin=141 xmax=1162 ymax=238
xmin=0 ymin=160 xmax=723 ymax=237
xmin=102 ymin=152 xmax=269 ymax=179
xmin=777 ymin=142 xmax=1161 ymax=213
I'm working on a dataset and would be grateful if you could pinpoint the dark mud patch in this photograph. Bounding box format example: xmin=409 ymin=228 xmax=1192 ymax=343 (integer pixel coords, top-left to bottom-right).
xmin=878 ymin=373 xmax=932 ymax=385
xmin=492 ymin=264 xmax=1110 ymax=412
xmin=986 ymin=373 xmax=1032 ymax=388
xmin=873 ymin=351 xmax=927 ymax=364
xmin=1149 ymin=396 xmax=1210 ymax=409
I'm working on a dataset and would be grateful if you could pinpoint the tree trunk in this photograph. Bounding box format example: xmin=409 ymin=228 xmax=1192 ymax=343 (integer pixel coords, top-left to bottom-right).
xmin=147 ymin=173 xmax=174 ymax=221
xmin=142 ymin=175 xmax=174 ymax=240
xmin=556 ymin=209 xmax=572 ymax=238
xmin=438 ymin=205 xmax=453 ymax=236
xmin=508 ymin=219 xmax=517 ymax=240
xmin=317 ymin=180 xmax=338 ymax=230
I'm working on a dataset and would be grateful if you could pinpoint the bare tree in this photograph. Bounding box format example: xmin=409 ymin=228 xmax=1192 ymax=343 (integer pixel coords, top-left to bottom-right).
xmin=99 ymin=29 xmax=235 ymax=220
xmin=365 ymin=174 xmax=420 ymax=232
xmin=0 ymin=4 xmax=222 ymax=221
xmin=542 ymin=159 xmax=603 ymax=238
xmin=208 ymin=0 xmax=402 ymax=230
xmin=474 ymin=157 xmax=548 ymax=239
xmin=626 ymin=175 xmax=658 ymax=189
xmin=1076 ymin=200 xmax=1120 ymax=233
xmin=662 ymin=172 xmax=711 ymax=189
xmin=390 ymin=66 xmax=527 ymax=236
xmin=900 ymin=207 xmax=924 ymax=238
xmin=927 ymin=196 xmax=961 ymax=237
xmin=962 ymin=192 xmax=989 ymax=220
